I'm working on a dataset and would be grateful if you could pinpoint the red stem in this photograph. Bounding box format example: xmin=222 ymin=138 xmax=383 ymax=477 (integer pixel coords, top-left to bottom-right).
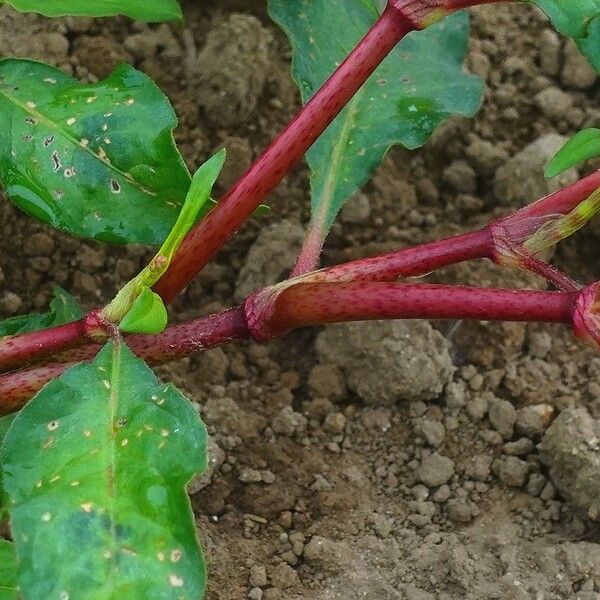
xmin=0 ymin=309 xmax=114 ymax=373
xmin=252 ymin=282 xmax=577 ymax=339
xmin=0 ymin=307 xmax=250 ymax=415
xmin=0 ymin=363 xmax=70 ymax=415
xmin=0 ymin=320 xmax=89 ymax=373
xmin=311 ymin=229 xmax=491 ymax=282
xmin=518 ymin=254 xmax=582 ymax=292
xmin=513 ymin=169 xmax=600 ymax=221
xmin=1 ymin=282 xmax=580 ymax=415
xmin=55 ymin=306 xmax=250 ymax=365
xmin=153 ymin=5 xmax=417 ymax=303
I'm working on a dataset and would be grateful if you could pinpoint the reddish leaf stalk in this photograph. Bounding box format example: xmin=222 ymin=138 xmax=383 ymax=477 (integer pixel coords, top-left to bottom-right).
xmin=293 ymin=170 xmax=600 ymax=287
xmin=56 ymin=306 xmax=250 ymax=365
xmin=153 ymin=3 xmax=418 ymax=304
xmin=308 ymin=229 xmax=491 ymax=283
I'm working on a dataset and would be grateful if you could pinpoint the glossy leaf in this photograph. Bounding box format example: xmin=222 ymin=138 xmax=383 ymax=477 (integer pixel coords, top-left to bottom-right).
xmin=268 ymin=0 xmax=483 ymax=230
xmin=0 ymin=287 xmax=82 ymax=337
xmin=0 ymin=59 xmax=191 ymax=244
xmin=2 ymin=0 xmax=182 ymax=22
xmin=532 ymin=0 xmax=600 ymax=72
xmin=1 ymin=341 xmax=207 ymax=599
xmin=119 ymin=288 xmax=168 ymax=334
xmin=545 ymin=128 xmax=600 ymax=177
xmin=0 ymin=540 xmax=18 ymax=600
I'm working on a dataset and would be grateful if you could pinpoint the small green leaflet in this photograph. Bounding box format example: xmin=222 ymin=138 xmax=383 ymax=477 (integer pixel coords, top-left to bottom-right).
xmin=1 ymin=0 xmax=182 ymax=22
xmin=0 ymin=287 xmax=82 ymax=337
xmin=1 ymin=341 xmax=207 ymax=600
xmin=0 ymin=540 xmax=18 ymax=600
xmin=545 ymin=129 xmax=600 ymax=177
xmin=119 ymin=288 xmax=168 ymax=334
xmin=531 ymin=1 xmax=600 ymax=72
xmin=105 ymin=149 xmax=226 ymax=332
xmin=268 ymin=0 xmax=483 ymax=232
xmin=158 ymin=149 xmax=227 ymax=269
xmin=0 ymin=59 xmax=191 ymax=245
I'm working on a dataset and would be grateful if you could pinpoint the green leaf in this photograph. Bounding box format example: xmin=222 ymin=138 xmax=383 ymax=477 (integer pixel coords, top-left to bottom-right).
xmin=0 ymin=540 xmax=18 ymax=600
xmin=0 ymin=59 xmax=191 ymax=244
xmin=119 ymin=288 xmax=168 ymax=334
xmin=1 ymin=0 xmax=182 ymax=22
xmin=0 ymin=415 xmax=16 ymax=518
xmin=268 ymin=1 xmax=483 ymax=231
xmin=159 ymin=149 xmax=227 ymax=268
xmin=531 ymin=0 xmax=600 ymax=72
xmin=0 ymin=287 xmax=82 ymax=337
xmin=1 ymin=341 xmax=207 ymax=600
xmin=545 ymin=128 xmax=600 ymax=177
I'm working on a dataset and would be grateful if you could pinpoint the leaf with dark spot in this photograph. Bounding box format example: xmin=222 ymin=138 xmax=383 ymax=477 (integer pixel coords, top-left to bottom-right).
xmin=0 ymin=59 xmax=191 ymax=244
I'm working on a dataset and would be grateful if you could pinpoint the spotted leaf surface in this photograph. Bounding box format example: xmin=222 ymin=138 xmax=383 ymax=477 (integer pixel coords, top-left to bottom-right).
xmin=268 ymin=1 xmax=483 ymax=231
xmin=2 ymin=0 xmax=182 ymax=22
xmin=532 ymin=1 xmax=600 ymax=71
xmin=0 ymin=287 xmax=82 ymax=337
xmin=0 ymin=59 xmax=191 ymax=244
xmin=1 ymin=341 xmax=207 ymax=600
xmin=0 ymin=541 xmax=18 ymax=600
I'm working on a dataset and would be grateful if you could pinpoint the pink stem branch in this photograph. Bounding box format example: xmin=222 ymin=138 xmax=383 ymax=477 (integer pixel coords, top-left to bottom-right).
xmin=0 ymin=363 xmax=71 ymax=416
xmin=55 ymin=307 xmax=250 ymax=365
xmin=153 ymin=4 xmax=417 ymax=303
xmin=310 ymin=229 xmax=491 ymax=282
xmin=248 ymin=282 xmax=577 ymax=340
xmin=0 ymin=311 xmax=112 ymax=374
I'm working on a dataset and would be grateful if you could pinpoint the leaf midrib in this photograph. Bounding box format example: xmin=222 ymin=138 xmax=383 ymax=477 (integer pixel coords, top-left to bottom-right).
xmin=0 ymin=85 xmax=150 ymax=195
xmin=0 ymin=583 xmax=16 ymax=591
xmin=107 ymin=342 xmax=121 ymax=593
xmin=312 ymin=88 xmax=364 ymax=227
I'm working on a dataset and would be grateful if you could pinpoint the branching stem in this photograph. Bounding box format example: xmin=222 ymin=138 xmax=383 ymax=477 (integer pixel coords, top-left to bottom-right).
xmin=1 ymin=282 xmax=589 ymax=415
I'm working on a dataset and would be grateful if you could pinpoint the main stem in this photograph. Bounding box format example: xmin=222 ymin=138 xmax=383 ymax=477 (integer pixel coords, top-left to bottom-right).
xmin=265 ymin=282 xmax=576 ymax=336
xmin=153 ymin=4 xmax=417 ymax=303
xmin=0 ymin=283 xmax=579 ymax=415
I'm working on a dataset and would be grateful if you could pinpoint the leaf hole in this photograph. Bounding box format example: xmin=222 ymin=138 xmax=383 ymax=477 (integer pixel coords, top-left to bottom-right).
xmin=51 ymin=151 xmax=61 ymax=172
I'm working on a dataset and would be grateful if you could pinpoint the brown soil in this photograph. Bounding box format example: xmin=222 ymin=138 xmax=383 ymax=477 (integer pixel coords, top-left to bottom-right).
xmin=2 ymin=2 xmax=600 ymax=599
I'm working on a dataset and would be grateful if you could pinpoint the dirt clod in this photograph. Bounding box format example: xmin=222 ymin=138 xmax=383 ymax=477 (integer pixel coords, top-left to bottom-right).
xmin=315 ymin=320 xmax=454 ymax=406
